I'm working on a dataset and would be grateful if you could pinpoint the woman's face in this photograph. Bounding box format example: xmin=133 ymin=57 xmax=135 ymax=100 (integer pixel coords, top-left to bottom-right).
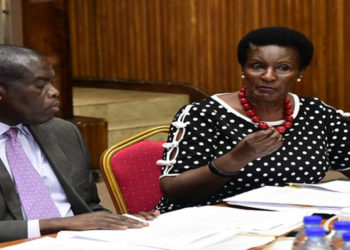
xmin=242 ymin=45 xmax=303 ymax=103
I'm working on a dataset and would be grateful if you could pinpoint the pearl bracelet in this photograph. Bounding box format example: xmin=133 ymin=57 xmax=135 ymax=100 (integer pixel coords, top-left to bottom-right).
xmin=208 ymin=159 xmax=237 ymax=178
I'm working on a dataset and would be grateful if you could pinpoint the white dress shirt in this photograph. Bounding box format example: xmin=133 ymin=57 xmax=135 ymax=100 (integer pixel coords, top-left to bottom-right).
xmin=0 ymin=122 xmax=74 ymax=238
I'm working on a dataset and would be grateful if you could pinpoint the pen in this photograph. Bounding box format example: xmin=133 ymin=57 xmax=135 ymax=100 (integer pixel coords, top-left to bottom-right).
xmin=122 ymin=213 xmax=149 ymax=224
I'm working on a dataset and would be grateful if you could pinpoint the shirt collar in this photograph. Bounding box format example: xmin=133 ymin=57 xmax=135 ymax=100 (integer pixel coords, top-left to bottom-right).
xmin=0 ymin=122 xmax=30 ymax=137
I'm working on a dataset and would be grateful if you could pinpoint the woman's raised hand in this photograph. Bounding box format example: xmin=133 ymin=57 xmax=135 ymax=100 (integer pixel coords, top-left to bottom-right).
xmin=232 ymin=128 xmax=283 ymax=162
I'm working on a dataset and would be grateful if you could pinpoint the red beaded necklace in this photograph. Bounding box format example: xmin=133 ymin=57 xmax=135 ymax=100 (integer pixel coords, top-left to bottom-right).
xmin=238 ymin=86 xmax=293 ymax=134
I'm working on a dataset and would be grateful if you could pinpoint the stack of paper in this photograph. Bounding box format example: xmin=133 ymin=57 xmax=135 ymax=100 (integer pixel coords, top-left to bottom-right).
xmin=224 ymin=185 xmax=350 ymax=214
xmin=289 ymin=179 xmax=350 ymax=193
xmin=56 ymin=206 xmax=306 ymax=249
xmin=2 ymin=235 xmax=276 ymax=250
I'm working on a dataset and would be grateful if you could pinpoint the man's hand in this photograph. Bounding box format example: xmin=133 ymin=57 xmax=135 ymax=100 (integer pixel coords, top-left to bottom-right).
xmin=39 ymin=211 xmax=157 ymax=235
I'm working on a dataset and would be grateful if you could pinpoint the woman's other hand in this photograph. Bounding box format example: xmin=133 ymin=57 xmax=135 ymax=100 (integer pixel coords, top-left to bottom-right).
xmin=133 ymin=210 xmax=160 ymax=220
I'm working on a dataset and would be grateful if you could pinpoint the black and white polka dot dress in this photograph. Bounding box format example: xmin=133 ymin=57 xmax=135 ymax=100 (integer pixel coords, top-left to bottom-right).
xmin=155 ymin=93 xmax=350 ymax=213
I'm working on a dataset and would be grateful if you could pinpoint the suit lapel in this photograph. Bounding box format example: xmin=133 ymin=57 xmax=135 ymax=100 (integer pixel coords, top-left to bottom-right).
xmin=0 ymin=161 xmax=23 ymax=219
xmin=28 ymin=124 xmax=91 ymax=213
xmin=28 ymin=124 xmax=73 ymax=184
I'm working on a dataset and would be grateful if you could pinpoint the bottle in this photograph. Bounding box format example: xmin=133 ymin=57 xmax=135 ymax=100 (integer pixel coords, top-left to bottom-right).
xmin=331 ymin=221 xmax=350 ymax=250
xmin=342 ymin=232 xmax=350 ymax=250
xmin=300 ymin=227 xmax=330 ymax=250
xmin=293 ymin=215 xmax=323 ymax=250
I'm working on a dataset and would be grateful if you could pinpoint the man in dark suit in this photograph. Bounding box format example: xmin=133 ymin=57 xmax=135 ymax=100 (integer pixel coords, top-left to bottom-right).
xmin=0 ymin=45 xmax=158 ymax=242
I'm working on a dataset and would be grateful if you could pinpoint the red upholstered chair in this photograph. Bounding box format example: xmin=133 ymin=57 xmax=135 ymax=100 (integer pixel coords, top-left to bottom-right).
xmin=99 ymin=126 xmax=169 ymax=214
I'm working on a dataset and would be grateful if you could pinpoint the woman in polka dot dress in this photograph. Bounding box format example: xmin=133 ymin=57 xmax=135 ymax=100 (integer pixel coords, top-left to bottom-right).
xmin=156 ymin=27 xmax=350 ymax=213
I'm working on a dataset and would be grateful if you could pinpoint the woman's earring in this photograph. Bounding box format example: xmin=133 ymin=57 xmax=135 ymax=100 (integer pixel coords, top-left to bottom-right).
xmin=297 ymin=75 xmax=303 ymax=82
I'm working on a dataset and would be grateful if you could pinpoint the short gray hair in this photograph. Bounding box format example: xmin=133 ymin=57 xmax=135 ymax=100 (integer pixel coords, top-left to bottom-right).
xmin=0 ymin=45 xmax=43 ymax=85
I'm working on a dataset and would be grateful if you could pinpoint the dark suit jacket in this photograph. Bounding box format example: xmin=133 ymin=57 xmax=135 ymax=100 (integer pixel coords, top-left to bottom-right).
xmin=0 ymin=118 xmax=104 ymax=242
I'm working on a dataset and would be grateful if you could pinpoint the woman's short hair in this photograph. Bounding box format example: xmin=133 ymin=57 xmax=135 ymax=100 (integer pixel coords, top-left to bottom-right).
xmin=237 ymin=26 xmax=314 ymax=70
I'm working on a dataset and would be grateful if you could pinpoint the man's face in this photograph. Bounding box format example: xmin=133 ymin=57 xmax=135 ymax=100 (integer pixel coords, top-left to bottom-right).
xmin=2 ymin=56 xmax=60 ymax=125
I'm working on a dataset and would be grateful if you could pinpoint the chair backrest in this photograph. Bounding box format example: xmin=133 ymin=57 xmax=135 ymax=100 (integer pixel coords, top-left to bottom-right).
xmin=99 ymin=126 xmax=169 ymax=214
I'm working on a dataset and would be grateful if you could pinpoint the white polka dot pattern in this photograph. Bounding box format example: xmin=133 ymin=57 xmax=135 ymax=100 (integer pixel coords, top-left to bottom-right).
xmin=156 ymin=95 xmax=350 ymax=213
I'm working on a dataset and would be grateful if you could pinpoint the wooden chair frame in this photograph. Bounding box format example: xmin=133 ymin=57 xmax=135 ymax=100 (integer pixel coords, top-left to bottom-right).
xmin=99 ymin=125 xmax=170 ymax=214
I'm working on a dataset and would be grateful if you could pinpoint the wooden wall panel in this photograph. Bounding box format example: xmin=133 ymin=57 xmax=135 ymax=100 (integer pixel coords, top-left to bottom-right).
xmin=69 ymin=0 xmax=350 ymax=111
xmin=23 ymin=0 xmax=73 ymax=118
xmin=344 ymin=0 xmax=350 ymax=112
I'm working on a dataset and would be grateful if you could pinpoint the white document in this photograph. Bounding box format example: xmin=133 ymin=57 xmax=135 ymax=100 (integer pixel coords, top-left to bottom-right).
xmin=224 ymin=186 xmax=350 ymax=209
xmin=263 ymin=236 xmax=295 ymax=250
xmin=57 ymin=206 xmax=306 ymax=249
xmin=289 ymin=179 xmax=350 ymax=194
xmin=1 ymin=237 xmax=137 ymax=250
xmin=201 ymin=233 xmax=275 ymax=250
xmin=5 ymin=234 xmax=274 ymax=250
xmin=229 ymin=201 xmax=341 ymax=214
